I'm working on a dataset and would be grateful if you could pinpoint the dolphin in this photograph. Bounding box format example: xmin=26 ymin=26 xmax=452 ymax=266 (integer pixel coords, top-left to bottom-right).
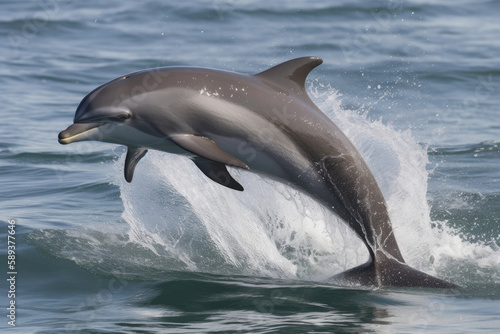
xmin=59 ymin=57 xmax=457 ymax=288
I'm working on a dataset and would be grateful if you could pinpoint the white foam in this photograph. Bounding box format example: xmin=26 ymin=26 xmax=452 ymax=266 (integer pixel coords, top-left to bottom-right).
xmin=116 ymin=149 xmax=368 ymax=280
xmin=113 ymin=85 xmax=499 ymax=284
xmin=311 ymin=84 xmax=500 ymax=284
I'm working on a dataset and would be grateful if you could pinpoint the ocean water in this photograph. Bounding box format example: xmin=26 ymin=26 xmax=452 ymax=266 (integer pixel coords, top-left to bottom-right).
xmin=1 ymin=0 xmax=499 ymax=333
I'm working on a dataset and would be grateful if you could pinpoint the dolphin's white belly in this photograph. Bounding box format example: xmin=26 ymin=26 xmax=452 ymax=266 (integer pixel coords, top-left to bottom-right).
xmin=100 ymin=123 xmax=189 ymax=156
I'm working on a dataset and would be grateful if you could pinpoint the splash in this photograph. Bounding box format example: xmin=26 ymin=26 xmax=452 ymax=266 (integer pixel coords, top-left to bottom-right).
xmin=310 ymin=83 xmax=500 ymax=285
xmin=116 ymin=149 xmax=367 ymax=280
xmin=102 ymin=84 xmax=499 ymax=284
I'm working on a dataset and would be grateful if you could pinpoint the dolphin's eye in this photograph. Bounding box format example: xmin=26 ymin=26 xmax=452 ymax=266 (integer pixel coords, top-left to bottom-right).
xmin=116 ymin=113 xmax=131 ymax=121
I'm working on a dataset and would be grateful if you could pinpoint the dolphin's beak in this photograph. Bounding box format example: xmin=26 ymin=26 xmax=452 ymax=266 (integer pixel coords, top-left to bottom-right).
xmin=58 ymin=123 xmax=104 ymax=145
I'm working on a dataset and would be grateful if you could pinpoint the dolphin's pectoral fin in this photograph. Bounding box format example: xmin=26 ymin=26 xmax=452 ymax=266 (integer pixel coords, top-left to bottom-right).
xmin=193 ymin=158 xmax=244 ymax=191
xmin=170 ymin=134 xmax=249 ymax=170
xmin=124 ymin=147 xmax=148 ymax=183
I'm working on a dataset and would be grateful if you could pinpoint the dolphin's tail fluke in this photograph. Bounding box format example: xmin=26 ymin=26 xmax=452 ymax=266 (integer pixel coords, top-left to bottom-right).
xmin=331 ymin=257 xmax=459 ymax=289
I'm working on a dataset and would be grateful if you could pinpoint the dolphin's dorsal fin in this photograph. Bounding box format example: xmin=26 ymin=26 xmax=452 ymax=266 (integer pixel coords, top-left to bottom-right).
xmin=170 ymin=134 xmax=249 ymax=170
xmin=254 ymin=56 xmax=323 ymax=96
xmin=124 ymin=147 xmax=148 ymax=182
xmin=193 ymin=158 xmax=244 ymax=191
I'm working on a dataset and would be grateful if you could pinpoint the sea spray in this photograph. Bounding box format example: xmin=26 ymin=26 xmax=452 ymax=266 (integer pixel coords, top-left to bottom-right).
xmin=312 ymin=84 xmax=500 ymax=285
xmin=118 ymin=151 xmax=366 ymax=280
xmin=86 ymin=85 xmax=498 ymax=284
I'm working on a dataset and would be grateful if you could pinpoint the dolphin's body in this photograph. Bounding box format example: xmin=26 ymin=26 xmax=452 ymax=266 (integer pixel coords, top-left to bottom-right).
xmin=59 ymin=57 xmax=457 ymax=288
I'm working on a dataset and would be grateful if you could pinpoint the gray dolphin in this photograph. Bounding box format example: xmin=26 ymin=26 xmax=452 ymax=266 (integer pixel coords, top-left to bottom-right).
xmin=59 ymin=57 xmax=457 ymax=288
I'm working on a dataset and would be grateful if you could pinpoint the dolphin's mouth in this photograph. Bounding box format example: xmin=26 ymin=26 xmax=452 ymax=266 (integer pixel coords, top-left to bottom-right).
xmin=58 ymin=123 xmax=105 ymax=144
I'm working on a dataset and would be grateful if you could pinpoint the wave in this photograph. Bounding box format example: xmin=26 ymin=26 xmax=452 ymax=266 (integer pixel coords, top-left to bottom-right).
xmin=429 ymin=141 xmax=500 ymax=156
xmin=1 ymin=150 xmax=113 ymax=163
